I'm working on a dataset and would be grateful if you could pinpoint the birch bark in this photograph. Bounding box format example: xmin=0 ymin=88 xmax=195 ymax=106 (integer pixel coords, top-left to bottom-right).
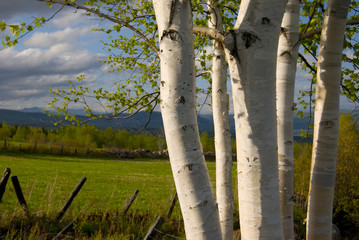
xmin=306 ymin=0 xmax=350 ymax=238
xmin=224 ymin=0 xmax=287 ymax=238
xmin=276 ymin=0 xmax=300 ymax=239
xmin=152 ymin=0 xmax=222 ymax=239
xmin=206 ymin=1 xmax=234 ymax=239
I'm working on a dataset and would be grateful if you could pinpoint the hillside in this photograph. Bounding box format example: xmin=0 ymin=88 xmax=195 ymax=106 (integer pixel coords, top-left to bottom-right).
xmin=0 ymin=108 xmax=356 ymax=137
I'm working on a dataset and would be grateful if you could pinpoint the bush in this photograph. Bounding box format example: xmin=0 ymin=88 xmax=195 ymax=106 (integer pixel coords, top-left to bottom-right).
xmin=333 ymin=114 xmax=359 ymax=238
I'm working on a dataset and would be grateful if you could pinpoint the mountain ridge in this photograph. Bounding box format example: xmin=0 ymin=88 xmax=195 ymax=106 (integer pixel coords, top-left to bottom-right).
xmin=0 ymin=108 xmax=356 ymax=137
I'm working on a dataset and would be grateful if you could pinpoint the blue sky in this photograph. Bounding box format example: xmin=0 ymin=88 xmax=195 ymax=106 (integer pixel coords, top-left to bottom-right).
xmin=0 ymin=0 xmax=357 ymax=115
xmin=0 ymin=1 xmax=113 ymax=112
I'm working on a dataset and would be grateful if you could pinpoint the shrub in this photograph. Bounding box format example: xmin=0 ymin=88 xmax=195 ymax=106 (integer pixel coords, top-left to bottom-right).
xmin=333 ymin=114 xmax=359 ymax=238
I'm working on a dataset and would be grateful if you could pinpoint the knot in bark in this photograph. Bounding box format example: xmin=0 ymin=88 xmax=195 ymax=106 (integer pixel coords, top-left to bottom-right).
xmin=175 ymin=96 xmax=185 ymax=104
xmin=161 ymin=29 xmax=182 ymax=41
xmin=241 ymin=32 xmax=260 ymax=49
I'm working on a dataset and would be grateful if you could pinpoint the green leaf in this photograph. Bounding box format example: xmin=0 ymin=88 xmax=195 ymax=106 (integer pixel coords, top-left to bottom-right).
xmin=34 ymin=18 xmax=40 ymax=27
xmin=0 ymin=20 xmax=6 ymax=31
xmin=27 ymin=25 xmax=34 ymax=32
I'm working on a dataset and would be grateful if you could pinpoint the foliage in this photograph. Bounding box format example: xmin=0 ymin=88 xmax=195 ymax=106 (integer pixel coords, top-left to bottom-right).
xmin=0 ymin=122 xmax=166 ymax=155
xmin=293 ymin=142 xmax=312 ymax=206
xmin=293 ymin=114 xmax=359 ymax=239
xmin=297 ymin=0 xmax=359 ymax=120
xmin=333 ymin=114 xmax=359 ymax=238
xmin=0 ymin=121 xmax=223 ymax=155
xmin=0 ymin=122 xmax=12 ymax=141
xmin=200 ymin=132 xmax=215 ymax=153
xmin=0 ymin=5 xmax=60 ymax=49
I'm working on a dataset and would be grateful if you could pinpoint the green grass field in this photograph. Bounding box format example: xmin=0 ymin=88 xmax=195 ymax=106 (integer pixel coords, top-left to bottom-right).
xmin=0 ymin=152 xmax=236 ymax=239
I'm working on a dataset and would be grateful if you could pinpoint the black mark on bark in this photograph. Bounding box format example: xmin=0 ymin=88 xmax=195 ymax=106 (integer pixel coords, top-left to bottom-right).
xmin=184 ymin=164 xmax=193 ymax=171
xmin=176 ymin=96 xmax=185 ymax=104
xmin=320 ymin=120 xmax=335 ymax=129
xmin=280 ymin=50 xmax=292 ymax=58
xmin=261 ymin=17 xmax=270 ymax=24
xmin=161 ymin=29 xmax=182 ymax=41
xmin=241 ymin=32 xmax=259 ymax=49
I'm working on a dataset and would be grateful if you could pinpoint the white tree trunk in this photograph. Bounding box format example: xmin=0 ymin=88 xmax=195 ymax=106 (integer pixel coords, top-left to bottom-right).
xmin=306 ymin=0 xmax=350 ymax=239
xmin=224 ymin=0 xmax=287 ymax=239
xmin=152 ymin=0 xmax=222 ymax=239
xmin=276 ymin=0 xmax=300 ymax=239
xmin=207 ymin=1 xmax=234 ymax=239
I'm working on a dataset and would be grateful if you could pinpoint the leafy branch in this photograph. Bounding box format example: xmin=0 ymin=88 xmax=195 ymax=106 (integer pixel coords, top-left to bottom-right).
xmin=0 ymin=5 xmax=65 ymax=49
xmin=39 ymin=0 xmax=160 ymax=55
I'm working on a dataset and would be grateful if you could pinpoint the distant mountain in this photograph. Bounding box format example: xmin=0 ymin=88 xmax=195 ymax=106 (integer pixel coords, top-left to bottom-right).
xmin=21 ymin=107 xmax=44 ymax=113
xmin=0 ymin=108 xmax=357 ymax=136
xmin=0 ymin=109 xmax=59 ymax=129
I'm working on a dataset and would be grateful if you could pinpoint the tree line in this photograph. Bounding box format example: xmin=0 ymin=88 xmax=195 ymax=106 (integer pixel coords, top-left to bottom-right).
xmin=0 ymin=122 xmax=166 ymax=154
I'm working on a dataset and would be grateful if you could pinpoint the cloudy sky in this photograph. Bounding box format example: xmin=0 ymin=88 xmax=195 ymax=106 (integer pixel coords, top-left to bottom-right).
xmin=0 ymin=0 xmax=114 ymax=112
xmin=0 ymin=1 xmax=357 ymax=114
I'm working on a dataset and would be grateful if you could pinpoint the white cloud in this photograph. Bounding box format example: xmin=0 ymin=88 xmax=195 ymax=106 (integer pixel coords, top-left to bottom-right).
xmin=0 ymin=0 xmax=114 ymax=111
xmin=0 ymin=45 xmax=102 ymax=79
xmin=0 ymin=27 xmax=106 ymax=110
xmin=51 ymin=8 xmax=90 ymax=28
xmin=24 ymin=27 xmax=91 ymax=47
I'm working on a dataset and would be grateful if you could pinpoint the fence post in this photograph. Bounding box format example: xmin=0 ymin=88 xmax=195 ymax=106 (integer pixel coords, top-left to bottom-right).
xmin=11 ymin=176 xmax=29 ymax=216
xmin=120 ymin=189 xmax=139 ymax=216
xmin=143 ymin=192 xmax=178 ymax=239
xmin=0 ymin=168 xmax=11 ymax=202
xmin=143 ymin=216 xmax=164 ymax=240
xmin=56 ymin=176 xmax=87 ymax=220
xmin=52 ymin=220 xmax=76 ymax=240
xmin=166 ymin=192 xmax=177 ymax=218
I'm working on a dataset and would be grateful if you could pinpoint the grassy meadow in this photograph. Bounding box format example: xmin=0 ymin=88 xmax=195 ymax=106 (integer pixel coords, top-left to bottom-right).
xmin=1 ymin=112 xmax=358 ymax=240
xmin=0 ymin=152 xmax=238 ymax=239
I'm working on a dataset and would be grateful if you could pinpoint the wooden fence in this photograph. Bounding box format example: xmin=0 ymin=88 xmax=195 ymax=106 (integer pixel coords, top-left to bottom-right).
xmin=0 ymin=167 xmax=179 ymax=240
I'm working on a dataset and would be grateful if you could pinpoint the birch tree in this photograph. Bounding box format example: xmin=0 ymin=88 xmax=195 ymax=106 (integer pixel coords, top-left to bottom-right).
xmin=153 ymin=1 xmax=222 ymax=238
xmin=206 ymin=1 xmax=234 ymax=239
xmin=276 ymin=1 xmax=301 ymax=239
xmin=223 ymin=0 xmax=287 ymax=238
xmin=306 ymin=0 xmax=351 ymax=238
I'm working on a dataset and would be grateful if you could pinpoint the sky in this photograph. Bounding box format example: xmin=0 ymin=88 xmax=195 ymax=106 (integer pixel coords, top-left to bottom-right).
xmin=0 ymin=0 xmax=357 ymax=115
xmin=0 ymin=0 xmax=113 ymax=112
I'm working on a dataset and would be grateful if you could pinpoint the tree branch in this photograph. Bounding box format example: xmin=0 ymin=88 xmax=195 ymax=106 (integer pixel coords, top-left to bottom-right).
xmin=298 ymin=53 xmax=317 ymax=73
xmin=39 ymin=0 xmax=160 ymax=55
xmin=196 ymin=70 xmax=212 ymax=78
xmin=302 ymin=2 xmax=319 ymax=35
xmin=341 ymin=84 xmax=359 ymax=103
xmin=193 ymin=25 xmax=225 ymax=44
xmin=1 ymin=5 xmax=65 ymax=50
xmin=301 ymin=19 xmax=359 ymax=40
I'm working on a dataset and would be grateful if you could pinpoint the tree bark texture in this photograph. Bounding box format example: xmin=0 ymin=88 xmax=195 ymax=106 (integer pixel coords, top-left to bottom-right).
xmin=224 ymin=0 xmax=287 ymax=239
xmin=276 ymin=0 xmax=301 ymax=239
xmin=306 ymin=0 xmax=350 ymax=239
xmin=207 ymin=1 xmax=234 ymax=239
xmin=153 ymin=0 xmax=222 ymax=239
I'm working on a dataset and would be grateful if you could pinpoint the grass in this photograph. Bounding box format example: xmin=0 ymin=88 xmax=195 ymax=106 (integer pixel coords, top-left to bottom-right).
xmin=0 ymin=152 xmax=236 ymax=239
xmin=0 ymin=153 xmax=181 ymax=211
